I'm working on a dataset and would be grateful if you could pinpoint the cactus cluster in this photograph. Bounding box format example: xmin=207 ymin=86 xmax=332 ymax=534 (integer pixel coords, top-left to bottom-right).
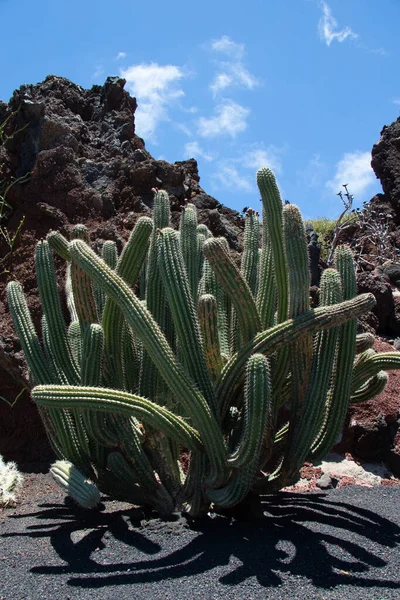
xmin=7 ymin=168 xmax=400 ymax=515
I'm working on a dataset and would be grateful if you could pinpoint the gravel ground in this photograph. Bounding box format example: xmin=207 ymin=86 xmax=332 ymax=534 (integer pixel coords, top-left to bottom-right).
xmin=0 ymin=472 xmax=399 ymax=600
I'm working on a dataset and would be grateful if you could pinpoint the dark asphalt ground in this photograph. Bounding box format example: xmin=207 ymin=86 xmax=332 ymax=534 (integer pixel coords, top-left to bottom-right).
xmin=0 ymin=483 xmax=399 ymax=600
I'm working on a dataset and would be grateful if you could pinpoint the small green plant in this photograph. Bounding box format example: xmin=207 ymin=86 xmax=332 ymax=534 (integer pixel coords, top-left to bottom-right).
xmin=7 ymin=168 xmax=400 ymax=516
xmin=0 ymin=454 xmax=24 ymax=507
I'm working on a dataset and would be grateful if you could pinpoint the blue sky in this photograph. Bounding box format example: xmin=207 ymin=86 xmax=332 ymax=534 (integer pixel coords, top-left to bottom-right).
xmin=1 ymin=0 xmax=399 ymax=219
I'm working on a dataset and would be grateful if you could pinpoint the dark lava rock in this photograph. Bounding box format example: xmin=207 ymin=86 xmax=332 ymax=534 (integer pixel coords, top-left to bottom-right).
xmin=357 ymin=270 xmax=398 ymax=334
xmin=371 ymin=116 xmax=400 ymax=222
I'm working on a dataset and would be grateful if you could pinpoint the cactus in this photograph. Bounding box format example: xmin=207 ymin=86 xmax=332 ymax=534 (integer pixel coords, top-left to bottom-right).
xmin=7 ymin=167 xmax=400 ymax=516
xmin=50 ymin=460 xmax=101 ymax=509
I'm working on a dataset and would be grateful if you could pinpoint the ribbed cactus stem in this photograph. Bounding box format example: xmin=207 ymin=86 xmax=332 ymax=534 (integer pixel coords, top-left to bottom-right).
xmin=7 ymin=282 xmax=55 ymax=385
xmin=217 ymin=293 xmax=375 ymax=417
xmin=198 ymin=294 xmax=224 ymax=381
xmin=351 ymin=371 xmax=388 ymax=404
xmin=32 ymin=385 xmax=203 ymax=451
xmin=351 ymin=352 xmax=400 ymax=392
xmin=355 ymin=332 xmax=375 ymax=354
xmin=50 ymin=460 xmax=101 ymax=509
xmin=256 ymin=167 xmax=288 ymax=323
xmin=309 ymin=246 xmax=358 ymax=461
xmin=35 ymin=241 xmax=80 ymax=385
xmin=102 ymin=240 xmax=118 ymax=269
xmin=47 ymin=231 xmax=70 ymax=261
xmin=208 ymin=354 xmax=271 ymax=507
xmin=278 ymin=269 xmax=342 ymax=485
xmin=102 ymin=217 xmax=152 ymax=387
xmin=241 ymin=209 xmax=260 ymax=296
xmin=180 ymin=203 xmax=199 ymax=303
xmin=158 ymin=228 xmax=217 ymax=415
xmin=203 ymin=237 xmax=261 ymax=344
xmin=228 ymin=354 xmax=271 ymax=469
xmin=141 ymin=191 xmax=171 ymax=399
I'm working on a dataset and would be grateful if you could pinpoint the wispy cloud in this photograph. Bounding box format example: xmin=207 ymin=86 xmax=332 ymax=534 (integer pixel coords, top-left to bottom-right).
xmin=197 ymin=100 xmax=249 ymax=138
xmin=298 ymin=153 xmax=326 ymax=189
xmin=120 ymin=62 xmax=185 ymax=140
xmin=209 ymin=35 xmax=259 ymax=96
xmin=241 ymin=146 xmax=283 ymax=175
xmin=116 ymin=51 xmax=127 ymax=60
xmin=318 ymin=1 xmax=358 ymax=46
xmin=91 ymin=64 xmax=104 ymax=80
xmin=326 ymin=151 xmax=375 ymax=198
xmin=210 ymin=144 xmax=283 ymax=195
xmin=393 ymin=98 xmax=400 ymax=106
xmin=183 ymin=141 xmax=214 ymax=162
xmin=211 ymin=163 xmax=254 ymax=194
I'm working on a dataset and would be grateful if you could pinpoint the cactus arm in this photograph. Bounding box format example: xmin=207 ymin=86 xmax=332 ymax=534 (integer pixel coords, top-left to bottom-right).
xmin=140 ymin=191 xmax=172 ymax=398
xmin=355 ymin=332 xmax=375 ymax=354
xmin=200 ymin=244 xmax=230 ymax=357
xmin=47 ymin=230 xmax=71 ymax=261
xmin=180 ymin=203 xmax=200 ymax=304
xmin=35 ymin=240 xmax=80 ymax=385
xmin=351 ymin=352 xmax=400 ymax=393
xmin=50 ymin=460 xmax=100 ymax=509
xmin=350 ymin=371 xmax=388 ymax=404
xmin=101 ymin=217 xmax=152 ymax=387
xmin=241 ymin=210 xmax=260 ymax=297
xmin=33 ymin=384 xmax=204 ymax=452
xmin=217 ymin=293 xmax=375 ymax=418
xmin=275 ymin=269 xmax=342 ymax=486
xmin=227 ymin=354 xmax=271 ymax=468
xmin=281 ymin=204 xmax=313 ymax=454
xmin=6 ymin=281 xmax=56 ymax=385
xmin=309 ymin=246 xmax=358 ymax=462
xmin=68 ymin=321 xmax=82 ymax=367
xmin=256 ymin=167 xmax=288 ymax=324
xmin=158 ymin=228 xmax=217 ymax=414
xmin=198 ymin=294 xmax=224 ymax=381
xmin=102 ymin=240 xmax=118 ymax=269
xmin=256 ymin=239 xmax=276 ymax=330
xmin=203 ymin=237 xmax=262 ymax=344
xmin=208 ymin=354 xmax=271 ymax=507
xmin=81 ymin=324 xmax=104 ymax=386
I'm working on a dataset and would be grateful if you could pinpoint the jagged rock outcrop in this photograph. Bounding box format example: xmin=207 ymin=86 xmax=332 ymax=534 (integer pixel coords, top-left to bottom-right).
xmin=0 ymin=75 xmax=243 ymax=462
xmin=371 ymin=116 xmax=400 ymax=221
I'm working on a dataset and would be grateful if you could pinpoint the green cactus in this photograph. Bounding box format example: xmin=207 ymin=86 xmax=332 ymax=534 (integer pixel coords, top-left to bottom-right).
xmin=8 ymin=170 xmax=400 ymax=516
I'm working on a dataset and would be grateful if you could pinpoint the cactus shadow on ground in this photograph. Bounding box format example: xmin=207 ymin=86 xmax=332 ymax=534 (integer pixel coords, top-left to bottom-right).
xmin=2 ymin=487 xmax=400 ymax=597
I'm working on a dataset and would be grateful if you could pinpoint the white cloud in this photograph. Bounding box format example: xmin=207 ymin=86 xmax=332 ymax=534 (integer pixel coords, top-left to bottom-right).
xmin=116 ymin=52 xmax=127 ymax=60
xmin=211 ymin=35 xmax=245 ymax=60
xmin=326 ymin=151 xmax=375 ymax=197
xmin=184 ymin=141 xmax=214 ymax=162
xmin=210 ymin=73 xmax=233 ymax=95
xmin=197 ymin=101 xmax=249 ymax=138
xmin=91 ymin=64 xmax=104 ymax=80
xmin=211 ymin=163 xmax=253 ymax=194
xmin=318 ymin=2 xmax=358 ymax=46
xmin=393 ymin=99 xmax=400 ymax=106
xmin=209 ymin=35 xmax=259 ymax=96
xmin=209 ymin=144 xmax=283 ymax=195
xmin=241 ymin=147 xmax=282 ymax=175
xmin=175 ymin=123 xmax=192 ymax=137
xmin=298 ymin=153 xmax=326 ymax=189
xmin=120 ymin=62 xmax=185 ymax=140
